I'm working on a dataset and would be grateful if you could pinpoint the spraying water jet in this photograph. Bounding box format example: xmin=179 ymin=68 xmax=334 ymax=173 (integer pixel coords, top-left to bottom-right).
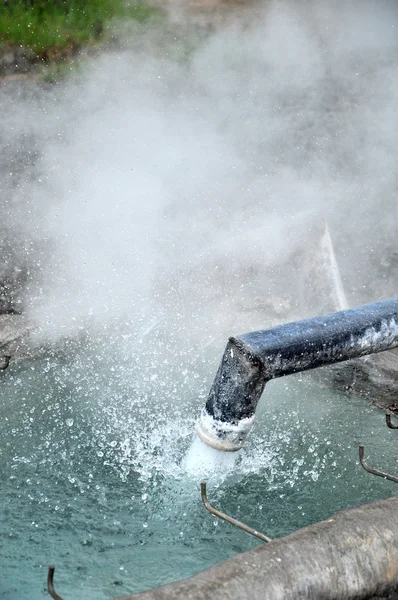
xmin=196 ymin=298 xmax=398 ymax=451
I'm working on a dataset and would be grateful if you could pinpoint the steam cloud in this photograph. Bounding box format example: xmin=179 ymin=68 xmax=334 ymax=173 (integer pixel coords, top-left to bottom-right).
xmin=1 ymin=0 xmax=398 ymax=348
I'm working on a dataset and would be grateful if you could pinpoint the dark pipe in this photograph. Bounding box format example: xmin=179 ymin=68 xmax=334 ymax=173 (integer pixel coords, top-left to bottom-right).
xmin=196 ymin=298 xmax=398 ymax=451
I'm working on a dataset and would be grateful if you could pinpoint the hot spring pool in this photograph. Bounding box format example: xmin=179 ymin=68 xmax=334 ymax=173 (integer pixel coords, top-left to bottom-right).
xmin=1 ymin=340 xmax=397 ymax=599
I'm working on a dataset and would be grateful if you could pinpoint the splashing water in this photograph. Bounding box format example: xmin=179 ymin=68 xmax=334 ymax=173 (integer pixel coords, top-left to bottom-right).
xmin=183 ymin=434 xmax=237 ymax=478
xmin=1 ymin=341 xmax=398 ymax=600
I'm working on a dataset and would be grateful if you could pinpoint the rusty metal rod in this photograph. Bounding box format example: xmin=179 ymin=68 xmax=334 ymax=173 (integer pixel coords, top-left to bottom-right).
xmin=200 ymin=482 xmax=272 ymax=543
xmin=386 ymin=412 xmax=398 ymax=429
xmin=48 ymin=566 xmax=63 ymax=600
xmin=0 ymin=355 xmax=10 ymax=371
xmin=359 ymin=446 xmax=398 ymax=484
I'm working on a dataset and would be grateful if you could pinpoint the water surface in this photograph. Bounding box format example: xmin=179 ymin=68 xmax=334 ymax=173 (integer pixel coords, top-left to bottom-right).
xmin=1 ymin=342 xmax=397 ymax=599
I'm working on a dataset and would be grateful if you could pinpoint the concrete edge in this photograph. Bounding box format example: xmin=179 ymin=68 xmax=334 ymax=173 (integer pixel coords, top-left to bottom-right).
xmin=111 ymin=496 xmax=398 ymax=600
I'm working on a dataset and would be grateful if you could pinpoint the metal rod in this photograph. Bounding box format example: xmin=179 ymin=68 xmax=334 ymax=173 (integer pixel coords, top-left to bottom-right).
xmin=0 ymin=355 xmax=10 ymax=371
xmin=359 ymin=446 xmax=398 ymax=484
xmin=386 ymin=412 xmax=398 ymax=429
xmin=200 ymin=482 xmax=272 ymax=543
xmin=48 ymin=566 xmax=63 ymax=600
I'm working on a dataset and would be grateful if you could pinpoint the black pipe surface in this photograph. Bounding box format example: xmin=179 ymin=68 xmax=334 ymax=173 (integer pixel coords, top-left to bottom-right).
xmin=204 ymin=298 xmax=398 ymax=425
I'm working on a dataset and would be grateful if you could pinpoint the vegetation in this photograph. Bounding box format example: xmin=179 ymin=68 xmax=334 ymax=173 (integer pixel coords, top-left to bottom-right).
xmin=0 ymin=0 xmax=155 ymax=61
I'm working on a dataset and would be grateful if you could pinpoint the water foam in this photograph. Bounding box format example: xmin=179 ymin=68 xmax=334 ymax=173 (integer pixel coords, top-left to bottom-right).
xmin=183 ymin=434 xmax=237 ymax=478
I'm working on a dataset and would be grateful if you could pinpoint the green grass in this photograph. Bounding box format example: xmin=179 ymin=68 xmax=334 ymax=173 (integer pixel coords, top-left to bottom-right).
xmin=0 ymin=0 xmax=155 ymax=58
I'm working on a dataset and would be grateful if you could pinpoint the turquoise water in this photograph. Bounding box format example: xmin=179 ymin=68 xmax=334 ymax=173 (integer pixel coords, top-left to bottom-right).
xmin=1 ymin=337 xmax=398 ymax=599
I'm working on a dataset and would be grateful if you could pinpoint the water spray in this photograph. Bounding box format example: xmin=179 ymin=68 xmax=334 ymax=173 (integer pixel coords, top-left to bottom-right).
xmin=196 ymin=298 xmax=398 ymax=451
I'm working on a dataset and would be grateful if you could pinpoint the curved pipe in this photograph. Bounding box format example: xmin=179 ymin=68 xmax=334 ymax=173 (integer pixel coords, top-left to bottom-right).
xmin=112 ymin=496 xmax=398 ymax=600
xmin=197 ymin=298 xmax=398 ymax=451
